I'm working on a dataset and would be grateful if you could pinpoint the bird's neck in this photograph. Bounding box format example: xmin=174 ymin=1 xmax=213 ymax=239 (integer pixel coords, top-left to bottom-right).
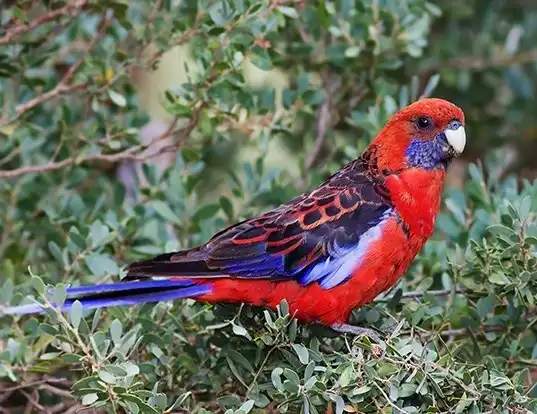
xmin=384 ymin=168 xmax=446 ymax=238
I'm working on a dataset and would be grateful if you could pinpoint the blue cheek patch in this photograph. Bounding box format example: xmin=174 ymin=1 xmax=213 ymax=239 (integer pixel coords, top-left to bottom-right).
xmin=406 ymin=133 xmax=450 ymax=170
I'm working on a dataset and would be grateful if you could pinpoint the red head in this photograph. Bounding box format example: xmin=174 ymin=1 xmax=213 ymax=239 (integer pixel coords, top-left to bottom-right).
xmin=369 ymin=98 xmax=466 ymax=172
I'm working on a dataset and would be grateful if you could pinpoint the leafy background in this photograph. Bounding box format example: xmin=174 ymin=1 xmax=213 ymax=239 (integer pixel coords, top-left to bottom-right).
xmin=1 ymin=0 xmax=537 ymax=413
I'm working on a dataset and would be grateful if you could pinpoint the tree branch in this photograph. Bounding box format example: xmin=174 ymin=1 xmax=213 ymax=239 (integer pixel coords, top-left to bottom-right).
xmin=375 ymin=288 xmax=469 ymax=302
xmin=423 ymin=324 xmax=508 ymax=339
xmin=0 ymin=12 xmax=111 ymax=127
xmin=305 ymin=72 xmax=340 ymax=169
xmin=0 ymin=377 xmax=70 ymax=393
xmin=0 ymin=83 xmax=88 ymax=127
xmin=0 ymin=0 xmax=88 ymax=46
xmin=0 ymin=104 xmax=205 ymax=179
xmin=421 ymin=48 xmax=537 ymax=73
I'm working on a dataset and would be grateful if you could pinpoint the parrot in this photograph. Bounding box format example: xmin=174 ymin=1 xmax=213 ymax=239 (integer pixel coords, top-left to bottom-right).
xmin=2 ymin=98 xmax=466 ymax=339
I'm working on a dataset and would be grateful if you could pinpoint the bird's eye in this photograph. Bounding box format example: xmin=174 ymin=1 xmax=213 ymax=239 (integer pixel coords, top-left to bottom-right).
xmin=416 ymin=116 xmax=432 ymax=129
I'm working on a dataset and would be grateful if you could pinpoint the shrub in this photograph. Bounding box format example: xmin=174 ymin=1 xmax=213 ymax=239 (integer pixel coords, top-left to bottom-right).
xmin=1 ymin=1 xmax=537 ymax=413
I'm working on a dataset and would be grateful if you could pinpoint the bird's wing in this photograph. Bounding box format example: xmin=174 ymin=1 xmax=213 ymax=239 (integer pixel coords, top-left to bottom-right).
xmin=127 ymin=158 xmax=393 ymax=289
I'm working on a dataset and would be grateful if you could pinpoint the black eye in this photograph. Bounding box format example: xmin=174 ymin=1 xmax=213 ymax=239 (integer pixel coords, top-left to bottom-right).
xmin=416 ymin=116 xmax=432 ymax=129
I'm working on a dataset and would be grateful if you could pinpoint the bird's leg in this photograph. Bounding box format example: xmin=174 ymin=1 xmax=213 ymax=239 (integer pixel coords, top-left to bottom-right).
xmin=330 ymin=323 xmax=382 ymax=343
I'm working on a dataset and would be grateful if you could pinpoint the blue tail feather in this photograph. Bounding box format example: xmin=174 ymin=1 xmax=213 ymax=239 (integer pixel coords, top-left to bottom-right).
xmin=65 ymin=279 xmax=195 ymax=296
xmin=1 ymin=279 xmax=212 ymax=316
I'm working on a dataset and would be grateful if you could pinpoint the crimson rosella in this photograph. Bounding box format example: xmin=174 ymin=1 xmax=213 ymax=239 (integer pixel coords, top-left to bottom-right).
xmin=3 ymin=98 xmax=466 ymax=339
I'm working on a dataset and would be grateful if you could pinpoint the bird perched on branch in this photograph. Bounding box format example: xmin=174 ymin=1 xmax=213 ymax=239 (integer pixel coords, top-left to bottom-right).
xmin=4 ymin=98 xmax=466 ymax=340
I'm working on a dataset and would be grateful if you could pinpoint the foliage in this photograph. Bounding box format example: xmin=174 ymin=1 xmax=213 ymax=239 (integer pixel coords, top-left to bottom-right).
xmin=1 ymin=1 xmax=537 ymax=413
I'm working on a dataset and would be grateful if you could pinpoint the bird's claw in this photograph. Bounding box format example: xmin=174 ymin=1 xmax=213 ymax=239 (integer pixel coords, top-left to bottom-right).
xmin=330 ymin=323 xmax=382 ymax=343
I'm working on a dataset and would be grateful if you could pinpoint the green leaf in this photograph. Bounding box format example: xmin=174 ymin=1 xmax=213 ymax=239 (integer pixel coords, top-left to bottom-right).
xmin=487 ymin=224 xmax=516 ymax=237
xmin=227 ymin=349 xmax=254 ymax=373
xmin=90 ymin=220 xmax=110 ymax=247
xmin=283 ymin=368 xmax=300 ymax=385
xmin=40 ymin=323 xmax=59 ymax=336
xmin=344 ymin=46 xmax=361 ymax=58
xmin=105 ymin=364 xmax=128 ymax=377
xmin=249 ymin=47 xmax=272 ymax=71
xmin=292 ymin=344 xmax=309 ymax=365
xmin=40 ymin=352 xmax=60 ymax=360
xmin=110 ymin=319 xmax=122 ymax=345
xmin=123 ymin=362 xmax=140 ymax=376
xmin=150 ymin=200 xmax=182 ymax=225
xmin=70 ymin=300 xmax=83 ymax=330
xmin=30 ymin=276 xmax=45 ymax=295
xmin=330 ymin=395 xmax=345 ymax=414
xmin=48 ymin=241 xmax=64 ymax=266
xmin=84 ymin=253 xmax=119 ymax=277
xmin=208 ymin=2 xmax=228 ymax=26
xmin=489 ymin=271 xmax=510 ymax=285
xmin=422 ymin=73 xmax=441 ymax=97
xmin=82 ymin=393 xmax=99 ymax=405
xmin=193 ymin=203 xmax=220 ymax=222
xmin=238 ymin=400 xmax=255 ymax=414
xmin=476 ymin=294 xmax=495 ymax=319
xmin=339 ymin=365 xmax=354 ymax=387
xmin=271 ymin=367 xmax=284 ymax=391
xmin=219 ymin=196 xmax=233 ymax=219
xmin=53 ymin=284 xmax=67 ymax=307
xmin=108 ymin=89 xmax=127 ymax=107
xmin=277 ymin=6 xmax=298 ymax=18
xmin=232 ymin=323 xmax=251 ymax=340
xmin=519 ymin=195 xmax=532 ymax=222
xmin=98 ymin=369 xmax=117 ymax=384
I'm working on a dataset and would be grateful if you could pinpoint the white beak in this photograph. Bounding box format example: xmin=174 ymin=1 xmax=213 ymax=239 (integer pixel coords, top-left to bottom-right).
xmin=445 ymin=126 xmax=466 ymax=155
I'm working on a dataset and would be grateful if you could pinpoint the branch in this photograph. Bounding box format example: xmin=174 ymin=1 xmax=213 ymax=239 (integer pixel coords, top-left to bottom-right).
xmin=0 ymin=12 xmax=111 ymax=127
xmin=0 ymin=0 xmax=88 ymax=46
xmin=375 ymin=288 xmax=469 ymax=302
xmin=423 ymin=324 xmax=508 ymax=339
xmin=20 ymin=389 xmax=48 ymax=414
xmin=0 ymin=104 xmax=205 ymax=179
xmin=421 ymin=48 xmax=537 ymax=73
xmin=0 ymin=83 xmax=87 ymax=127
xmin=38 ymin=384 xmax=75 ymax=399
xmin=146 ymin=28 xmax=202 ymax=69
xmin=0 ymin=377 xmax=70 ymax=393
xmin=305 ymin=72 xmax=340 ymax=169
xmin=62 ymin=13 xmax=112 ymax=85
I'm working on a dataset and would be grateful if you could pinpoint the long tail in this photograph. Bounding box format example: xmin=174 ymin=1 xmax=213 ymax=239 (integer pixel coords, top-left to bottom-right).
xmin=1 ymin=279 xmax=212 ymax=316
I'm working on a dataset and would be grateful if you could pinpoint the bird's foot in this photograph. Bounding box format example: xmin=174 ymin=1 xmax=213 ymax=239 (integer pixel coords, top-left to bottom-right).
xmin=330 ymin=323 xmax=382 ymax=343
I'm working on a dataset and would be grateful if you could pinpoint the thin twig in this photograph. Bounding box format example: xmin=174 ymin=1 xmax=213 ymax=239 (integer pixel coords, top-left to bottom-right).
xmin=305 ymin=72 xmax=340 ymax=169
xmin=246 ymin=345 xmax=282 ymax=399
xmin=0 ymin=377 xmax=70 ymax=393
xmin=0 ymin=105 xmax=204 ymax=179
xmin=372 ymin=382 xmax=411 ymax=414
xmin=421 ymin=48 xmax=537 ymax=73
xmin=0 ymin=6 xmax=111 ymax=127
xmin=0 ymin=14 xmax=110 ymax=127
xmin=62 ymin=12 xmax=112 ymax=85
xmin=39 ymin=383 xmax=76 ymax=399
xmin=375 ymin=288 xmax=469 ymax=303
xmin=145 ymin=28 xmax=202 ymax=68
xmin=0 ymin=0 xmax=88 ymax=46
xmin=20 ymin=389 xmax=49 ymax=414
xmin=422 ymin=324 xmax=508 ymax=339
xmin=0 ymin=83 xmax=88 ymax=127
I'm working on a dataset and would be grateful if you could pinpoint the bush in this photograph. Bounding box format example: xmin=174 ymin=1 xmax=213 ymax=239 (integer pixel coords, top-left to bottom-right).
xmin=1 ymin=1 xmax=537 ymax=413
